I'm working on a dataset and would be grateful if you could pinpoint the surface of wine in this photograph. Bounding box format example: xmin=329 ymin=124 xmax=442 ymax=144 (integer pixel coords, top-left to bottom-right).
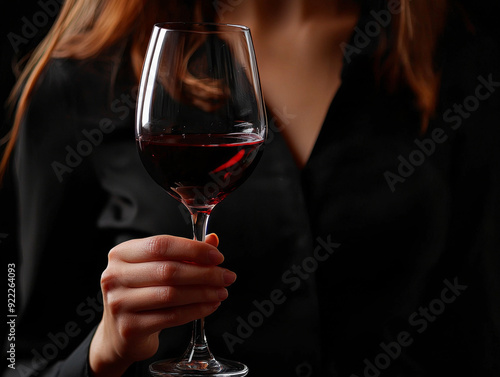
xmin=137 ymin=133 xmax=264 ymax=211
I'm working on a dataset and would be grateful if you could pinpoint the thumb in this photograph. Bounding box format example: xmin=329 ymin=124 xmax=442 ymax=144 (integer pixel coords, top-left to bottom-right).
xmin=205 ymin=233 xmax=219 ymax=248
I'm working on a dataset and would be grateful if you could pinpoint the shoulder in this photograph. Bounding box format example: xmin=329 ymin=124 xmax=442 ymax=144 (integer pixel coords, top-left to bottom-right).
xmin=435 ymin=8 xmax=500 ymax=133
xmin=24 ymin=48 xmax=135 ymax=138
xmin=16 ymin=53 xmax=132 ymax=182
xmin=430 ymin=10 xmax=500 ymax=188
xmin=20 ymin=59 xmax=81 ymax=150
xmin=438 ymin=7 xmax=500 ymax=100
xmin=30 ymin=56 xmax=120 ymax=115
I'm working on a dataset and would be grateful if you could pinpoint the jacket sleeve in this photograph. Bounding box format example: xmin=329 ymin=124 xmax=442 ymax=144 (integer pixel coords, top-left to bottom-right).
xmin=2 ymin=59 xmax=114 ymax=377
xmin=3 ymin=328 xmax=96 ymax=377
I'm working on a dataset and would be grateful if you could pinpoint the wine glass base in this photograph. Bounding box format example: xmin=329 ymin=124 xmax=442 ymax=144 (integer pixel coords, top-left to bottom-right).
xmin=149 ymin=358 xmax=248 ymax=377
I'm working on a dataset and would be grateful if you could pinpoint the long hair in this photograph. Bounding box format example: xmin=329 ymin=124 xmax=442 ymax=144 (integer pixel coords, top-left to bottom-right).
xmin=0 ymin=0 xmax=449 ymax=181
xmin=380 ymin=0 xmax=449 ymax=130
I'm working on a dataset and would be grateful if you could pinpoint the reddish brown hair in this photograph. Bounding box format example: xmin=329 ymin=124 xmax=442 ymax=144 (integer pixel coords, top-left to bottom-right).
xmin=0 ymin=0 xmax=448 ymax=180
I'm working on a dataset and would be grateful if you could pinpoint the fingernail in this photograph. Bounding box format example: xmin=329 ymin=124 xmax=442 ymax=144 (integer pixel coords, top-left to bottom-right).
xmin=207 ymin=233 xmax=220 ymax=247
xmin=217 ymin=288 xmax=228 ymax=300
xmin=223 ymin=270 xmax=237 ymax=285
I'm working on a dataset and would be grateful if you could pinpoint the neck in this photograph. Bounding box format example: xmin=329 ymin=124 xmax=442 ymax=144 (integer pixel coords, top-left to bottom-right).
xmin=217 ymin=0 xmax=359 ymax=26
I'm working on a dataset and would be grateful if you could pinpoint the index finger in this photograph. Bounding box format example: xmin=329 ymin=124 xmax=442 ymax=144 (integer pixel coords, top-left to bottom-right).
xmin=109 ymin=235 xmax=224 ymax=265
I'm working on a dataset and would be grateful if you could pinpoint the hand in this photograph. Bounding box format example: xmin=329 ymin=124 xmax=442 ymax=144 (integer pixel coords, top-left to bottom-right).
xmin=89 ymin=234 xmax=235 ymax=377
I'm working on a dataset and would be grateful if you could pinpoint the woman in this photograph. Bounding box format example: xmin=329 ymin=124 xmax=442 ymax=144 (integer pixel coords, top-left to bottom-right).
xmin=2 ymin=0 xmax=499 ymax=376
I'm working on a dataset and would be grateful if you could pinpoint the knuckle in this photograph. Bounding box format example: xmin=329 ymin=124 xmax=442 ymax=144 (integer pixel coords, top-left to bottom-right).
xmin=108 ymin=245 xmax=121 ymax=261
xmin=117 ymin=315 xmax=137 ymax=340
xmin=157 ymin=262 xmax=178 ymax=283
xmin=146 ymin=236 xmax=171 ymax=259
xmin=106 ymin=293 xmax=125 ymax=315
xmin=100 ymin=268 xmax=115 ymax=293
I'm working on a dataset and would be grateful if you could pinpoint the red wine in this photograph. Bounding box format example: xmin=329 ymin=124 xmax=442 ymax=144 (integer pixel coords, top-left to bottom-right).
xmin=137 ymin=133 xmax=264 ymax=211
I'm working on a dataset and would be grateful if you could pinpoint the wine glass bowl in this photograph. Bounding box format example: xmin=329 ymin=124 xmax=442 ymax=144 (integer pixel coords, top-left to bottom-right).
xmin=137 ymin=131 xmax=264 ymax=212
xmin=135 ymin=22 xmax=266 ymax=376
xmin=137 ymin=22 xmax=266 ymax=214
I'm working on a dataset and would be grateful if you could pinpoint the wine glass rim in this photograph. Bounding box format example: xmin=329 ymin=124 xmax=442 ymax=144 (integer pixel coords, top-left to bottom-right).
xmin=153 ymin=22 xmax=250 ymax=33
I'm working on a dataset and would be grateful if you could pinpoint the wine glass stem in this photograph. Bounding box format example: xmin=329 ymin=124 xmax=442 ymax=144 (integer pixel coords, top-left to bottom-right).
xmin=191 ymin=210 xmax=210 ymax=243
xmin=185 ymin=210 xmax=216 ymax=364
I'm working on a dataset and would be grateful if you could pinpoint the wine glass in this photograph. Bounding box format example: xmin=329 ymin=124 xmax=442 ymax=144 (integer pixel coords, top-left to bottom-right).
xmin=135 ymin=22 xmax=267 ymax=376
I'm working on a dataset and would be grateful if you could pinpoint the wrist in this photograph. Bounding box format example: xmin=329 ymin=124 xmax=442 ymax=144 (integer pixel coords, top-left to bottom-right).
xmin=89 ymin=322 xmax=132 ymax=377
